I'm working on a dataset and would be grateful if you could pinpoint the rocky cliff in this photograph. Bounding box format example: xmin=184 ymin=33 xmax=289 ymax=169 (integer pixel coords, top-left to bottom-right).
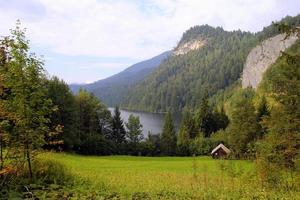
xmin=173 ymin=37 xmax=206 ymax=55
xmin=242 ymin=33 xmax=298 ymax=89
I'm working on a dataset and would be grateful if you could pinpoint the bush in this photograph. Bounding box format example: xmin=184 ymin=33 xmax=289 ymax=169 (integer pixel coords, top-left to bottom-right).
xmin=77 ymin=134 xmax=113 ymax=155
xmin=210 ymin=129 xmax=229 ymax=145
xmin=190 ymin=134 xmax=217 ymax=155
xmin=32 ymin=158 xmax=73 ymax=185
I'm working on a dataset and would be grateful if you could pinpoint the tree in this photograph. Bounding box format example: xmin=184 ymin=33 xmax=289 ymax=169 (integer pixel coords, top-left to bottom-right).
xmin=258 ymin=39 xmax=300 ymax=170
xmin=142 ymin=131 xmax=161 ymax=156
xmin=109 ymin=106 xmax=126 ymax=145
xmin=0 ymin=40 xmax=16 ymax=170
xmin=213 ymin=106 xmax=229 ymax=132
xmin=161 ymin=111 xmax=177 ymax=155
xmin=194 ymin=94 xmax=215 ymax=137
xmin=126 ymin=114 xmax=143 ymax=143
xmin=257 ymin=96 xmax=269 ymax=121
xmin=45 ymin=76 xmax=78 ymax=150
xmin=75 ymin=89 xmax=111 ymax=153
xmin=1 ymin=23 xmax=53 ymax=178
xmin=177 ymin=109 xmax=194 ymax=155
xmin=256 ymin=95 xmax=269 ymax=137
xmin=254 ymin=23 xmax=300 ymax=188
xmin=227 ymin=89 xmax=260 ymax=158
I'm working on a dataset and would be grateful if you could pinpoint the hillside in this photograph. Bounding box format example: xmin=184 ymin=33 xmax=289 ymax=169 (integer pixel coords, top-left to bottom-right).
xmin=242 ymin=33 xmax=298 ymax=88
xmin=70 ymin=51 xmax=170 ymax=106
xmin=121 ymin=15 xmax=300 ymax=112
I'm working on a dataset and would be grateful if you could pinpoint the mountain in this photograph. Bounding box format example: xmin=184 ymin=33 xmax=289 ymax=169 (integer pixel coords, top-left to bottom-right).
xmin=70 ymin=51 xmax=171 ymax=106
xmin=121 ymin=15 xmax=300 ymax=112
xmin=242 ymin=33 xmax=298 ymax=88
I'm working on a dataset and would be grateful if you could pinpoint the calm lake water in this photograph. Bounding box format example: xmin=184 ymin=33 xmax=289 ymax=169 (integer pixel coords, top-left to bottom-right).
xmin=109 ymin=108 xmax=180 ymax=136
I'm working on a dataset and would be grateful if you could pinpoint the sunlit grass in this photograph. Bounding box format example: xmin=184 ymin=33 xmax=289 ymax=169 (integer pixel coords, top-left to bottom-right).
xmin=37 ymin=153 xmax=298 ymax=199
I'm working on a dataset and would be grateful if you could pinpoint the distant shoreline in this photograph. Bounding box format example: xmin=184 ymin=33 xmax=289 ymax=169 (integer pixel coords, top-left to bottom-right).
xmin=109 ymin=107 xmax=167 ymax=115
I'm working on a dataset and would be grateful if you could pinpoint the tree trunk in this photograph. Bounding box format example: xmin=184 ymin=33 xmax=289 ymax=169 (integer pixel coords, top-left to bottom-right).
xmin=26 ymin=143 xmax=33 ymax=179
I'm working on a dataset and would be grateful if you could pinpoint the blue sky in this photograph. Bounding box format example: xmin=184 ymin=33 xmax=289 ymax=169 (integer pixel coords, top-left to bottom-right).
xmin=0 ymin=0 xmax=299 ymax=84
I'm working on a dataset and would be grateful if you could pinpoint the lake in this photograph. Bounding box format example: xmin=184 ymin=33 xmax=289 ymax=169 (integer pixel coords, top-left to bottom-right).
xmin=109 ymin=108 xmax=180 ymax=136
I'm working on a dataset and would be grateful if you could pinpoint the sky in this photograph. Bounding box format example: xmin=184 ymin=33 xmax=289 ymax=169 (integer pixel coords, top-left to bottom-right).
xmin=0 ymin=0 xmax=299 ymax=84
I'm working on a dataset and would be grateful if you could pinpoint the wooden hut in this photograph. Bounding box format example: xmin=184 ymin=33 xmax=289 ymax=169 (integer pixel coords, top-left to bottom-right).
xmin=211 ymin=144 xmax=231 ymax=159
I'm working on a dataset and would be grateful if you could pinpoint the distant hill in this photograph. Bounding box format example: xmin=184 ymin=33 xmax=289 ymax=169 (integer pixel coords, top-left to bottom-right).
xmin=70 ymin=15 xmax=300 ymax=112
xmin=121 ymin=15 xmax=300 ymax=112
xmin=69 ymin=51 xmax=171 ymax=106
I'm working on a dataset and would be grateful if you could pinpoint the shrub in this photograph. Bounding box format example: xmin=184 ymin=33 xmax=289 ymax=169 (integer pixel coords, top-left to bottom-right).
xmin=77 ymin=134 xmax=113 ymax=155
xmin=210 ymin=129 xmax=229 ymax=145
xmin=31 ymin=158 xmax=73 ymax=185
xmin=190 ymin=134 xmax=218 ymax=155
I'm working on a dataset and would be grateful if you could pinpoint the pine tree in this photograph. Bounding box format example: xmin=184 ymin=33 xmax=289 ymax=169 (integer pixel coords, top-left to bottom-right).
xmin=195 ymin=94 xmax=214 ymax=137
xmin=110 ymin=106 xmax=126 ymax=144
xmin=161 ymin=111 xmax=177 ymax=155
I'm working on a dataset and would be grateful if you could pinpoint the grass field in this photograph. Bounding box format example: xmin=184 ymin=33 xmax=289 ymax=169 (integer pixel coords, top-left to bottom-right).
xmin=37 ymin=153 xmax=298 ymax=199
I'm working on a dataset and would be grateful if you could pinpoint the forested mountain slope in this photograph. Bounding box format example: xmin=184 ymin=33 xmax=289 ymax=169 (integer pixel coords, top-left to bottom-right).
xmin=121 ymin=15 xmax=300 ymax=112
xmin=70 ymin=51 xmax=170 ymax=106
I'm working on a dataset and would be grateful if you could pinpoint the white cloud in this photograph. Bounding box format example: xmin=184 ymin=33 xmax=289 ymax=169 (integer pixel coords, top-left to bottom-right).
xmin=0 ymin=0 xmax=299 ymax=61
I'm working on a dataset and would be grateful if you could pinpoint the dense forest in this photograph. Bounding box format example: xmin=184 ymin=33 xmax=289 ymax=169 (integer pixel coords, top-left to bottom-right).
xmin=121 ymin=15 xmax=300 ymax=112
xmin=0 ymin=17 xmax=299 ymax=198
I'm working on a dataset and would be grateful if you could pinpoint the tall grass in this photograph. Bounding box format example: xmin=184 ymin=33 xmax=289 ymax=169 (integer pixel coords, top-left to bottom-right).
xmin=31 ymin=152 xmax=299 ymax=199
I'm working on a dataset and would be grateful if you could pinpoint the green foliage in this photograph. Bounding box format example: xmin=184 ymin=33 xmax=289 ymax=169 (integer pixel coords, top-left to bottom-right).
xmin=126 ymin=114 xmax=143 ymax=143
xmin=194 ymin=94 xmax=216 ymax=137
xmin=161 ymin=111 xmax=177 ymax=155
xmin=45 ymin=76 xmax=78 ymax=150
xmin=227 ymin=89 xmax=260 ymax=158
xmin=210 ymin=129 xmax=229 ymax=145
xmin=109 ymin=106 xmax=126 ymax=145
xmin=76 ymin=90 xmax=106 ymax=137
xmin=0 ymin=22 xmax=53 ymax=178
xmin=177 ymin=109 xmax=195 ymax=155
xmin=74 ymin=89 xmax=112 ymax=154
xmin=78 ymin=134 xmax=113 ymax=155
xmin=122 ymin=26 xmax=256 ymax=112
xmin=122 ymin=15 xmax=300 ymax=113
xmin=142 ymin=132 xmax=161 ymax=156
xmin=2 ymin=17 xmax=300 ymax=199
xmin=190 ymin=134 xmax=218 ymax=155
xmin=257 ymin=39 xmax=300 ymax=173
xmin=125 ymin=114 xmax=144 ymax=155
xmin=32 ymin=158 xmax=73 ymax=185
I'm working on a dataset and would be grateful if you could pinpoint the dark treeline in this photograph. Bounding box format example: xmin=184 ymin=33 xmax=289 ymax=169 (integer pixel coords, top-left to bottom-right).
xmin=42 ymin=76 xmax=231 ymax=157
xmin=0 ymin=20 xmax=299 ymax=193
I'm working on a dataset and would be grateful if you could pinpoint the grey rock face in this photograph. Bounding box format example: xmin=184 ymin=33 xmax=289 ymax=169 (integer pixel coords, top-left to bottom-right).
xmin=173 ymin=38 xmax=206 ymax=55
xmin=242 ymin=33 xmax=298 ymax=89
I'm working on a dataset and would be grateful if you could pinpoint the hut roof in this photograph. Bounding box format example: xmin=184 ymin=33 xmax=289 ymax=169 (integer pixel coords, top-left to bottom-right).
xmin=211 ymin=143 xmax=231 ymax=155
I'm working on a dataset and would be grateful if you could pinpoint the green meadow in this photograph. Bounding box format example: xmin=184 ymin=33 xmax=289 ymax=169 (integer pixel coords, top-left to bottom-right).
xmin=33 ymin=153 xmax=298 ymax=199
